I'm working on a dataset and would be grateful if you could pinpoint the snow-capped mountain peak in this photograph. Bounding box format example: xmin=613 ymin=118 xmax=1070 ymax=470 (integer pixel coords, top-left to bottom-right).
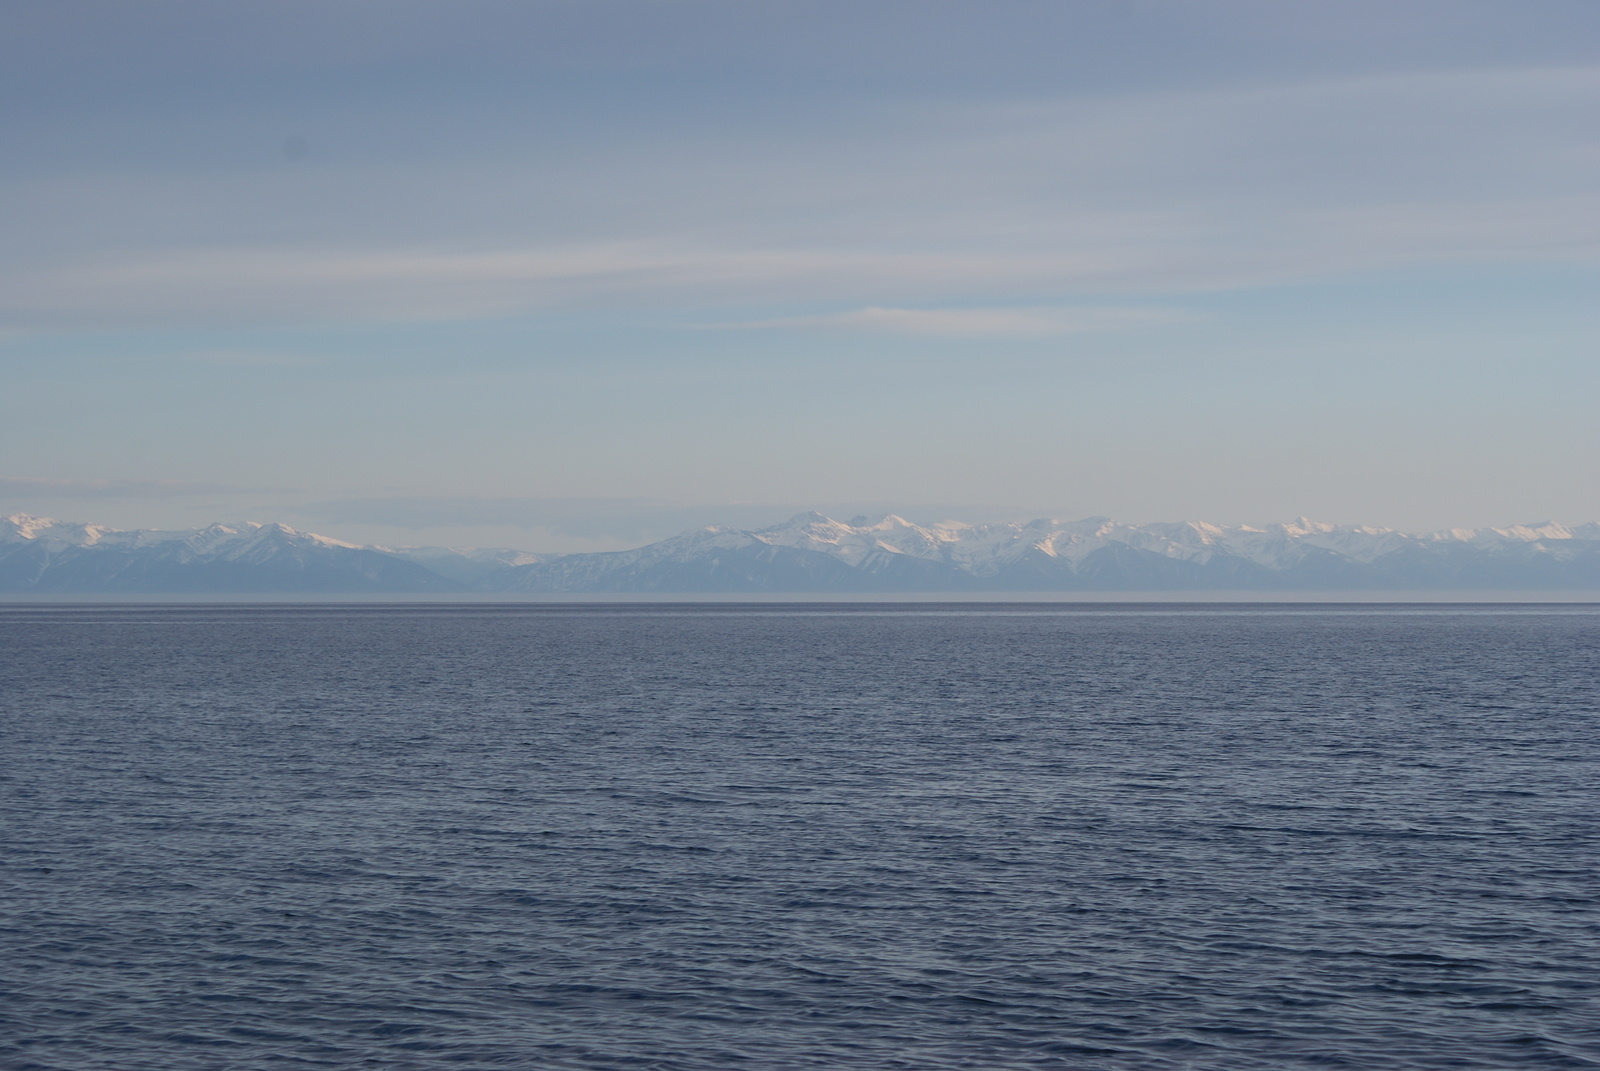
xmin=0 ymin=513 xmax=456 ymax=593
xmin=6 ymin=510 xmax=1600 ymax=593
xmin=3 ymin=513 xmax=117 ymax=546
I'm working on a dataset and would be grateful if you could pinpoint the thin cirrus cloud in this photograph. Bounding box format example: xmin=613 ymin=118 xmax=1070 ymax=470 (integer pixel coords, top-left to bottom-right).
xmin=4 ymin=190 xmax=1585 ymax=331
xmin=707 ymin=305 xmax=1189 ymax=338
xmin=177 ymin=349 xmax=319 ymax=368
xmin=0 ymin=243 xmax=1170 ymax=328
xmin=2 ymin=66 xmax=1595 ymax=332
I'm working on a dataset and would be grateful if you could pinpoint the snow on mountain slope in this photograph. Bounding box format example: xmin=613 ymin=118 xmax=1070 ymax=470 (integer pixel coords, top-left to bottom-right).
xmin=490 ymin=512 xmax=1600 ymax=592
xmin=1 ymin=514 xmax=119 ymax=546
xmin=744 ymin=513 xmax=1384 ymax=570
xmin=0 ymin=513 xmax=459 ymax=593
xmin=6 ymin=511 xmax=1600 ymax=593
xmin=2 ymin=514 xmax=361 ymax=552
xmin=751 ymin=512 xmax=958 ymax=565
xmin=745 ymin=513 xmax=1600 ymax=571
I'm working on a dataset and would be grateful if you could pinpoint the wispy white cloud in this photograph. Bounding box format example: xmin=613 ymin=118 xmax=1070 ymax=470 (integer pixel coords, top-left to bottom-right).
xmin=2 ymin=66 xmax=1595 ymax=330
xmin=708 ymin=305 xmax=1189 ymax=337
xmin=175 ymin=349 xmax=318 ymax=368
xmin=0 ymin=242 xmax=1160 ymax=327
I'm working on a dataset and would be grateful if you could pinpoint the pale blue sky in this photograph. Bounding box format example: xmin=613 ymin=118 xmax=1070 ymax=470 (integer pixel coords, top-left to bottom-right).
xmin=3 ymin=1 xmax=1597 ymax=550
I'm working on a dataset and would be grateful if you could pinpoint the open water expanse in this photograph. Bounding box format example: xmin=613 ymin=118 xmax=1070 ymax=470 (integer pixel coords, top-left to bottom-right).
xmin=2 ymin=603 xmax=1598 ymax=1070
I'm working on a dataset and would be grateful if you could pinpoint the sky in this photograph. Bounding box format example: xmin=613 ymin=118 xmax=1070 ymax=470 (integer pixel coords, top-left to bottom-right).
xmin=3 ymin=0 xmax=1598 ymax=552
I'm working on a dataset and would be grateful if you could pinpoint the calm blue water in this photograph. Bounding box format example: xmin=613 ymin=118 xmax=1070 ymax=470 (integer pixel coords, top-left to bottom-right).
xmin=2 ymin=604 xmax=1598 ymax=1070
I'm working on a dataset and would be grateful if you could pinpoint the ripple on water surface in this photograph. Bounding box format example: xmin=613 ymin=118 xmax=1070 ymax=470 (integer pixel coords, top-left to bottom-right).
xmin=2 ymin=603 xmax=1598 ymax=1069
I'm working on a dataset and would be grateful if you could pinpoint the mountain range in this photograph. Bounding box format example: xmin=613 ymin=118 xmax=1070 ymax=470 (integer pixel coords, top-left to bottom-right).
xmin=5 ymin=511 xmax=1600 ymax=595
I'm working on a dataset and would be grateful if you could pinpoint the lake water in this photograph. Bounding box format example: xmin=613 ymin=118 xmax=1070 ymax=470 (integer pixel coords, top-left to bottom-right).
xmin=3 ymin=604 xmax=1598 ymax=1069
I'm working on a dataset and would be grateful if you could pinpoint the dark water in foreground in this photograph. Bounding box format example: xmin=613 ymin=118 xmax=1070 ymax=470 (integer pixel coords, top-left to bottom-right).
xmin=2 ymin=604 xmax=1598 ymax=1070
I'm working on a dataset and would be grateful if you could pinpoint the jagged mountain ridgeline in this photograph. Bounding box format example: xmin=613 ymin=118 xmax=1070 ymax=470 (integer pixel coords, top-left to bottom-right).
xmin=0 ymin=515 xmax=461 ymax=594
xmin=5 ymin=511 xmax=1600 ymax=595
